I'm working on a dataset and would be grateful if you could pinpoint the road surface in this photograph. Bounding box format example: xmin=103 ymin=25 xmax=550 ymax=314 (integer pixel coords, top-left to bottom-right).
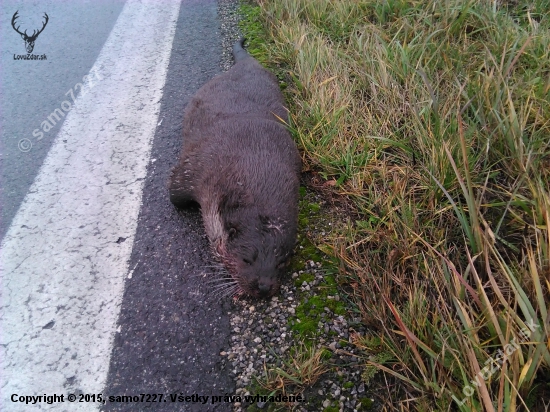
xmin=1 ymin=1 xmax=236 ymax=410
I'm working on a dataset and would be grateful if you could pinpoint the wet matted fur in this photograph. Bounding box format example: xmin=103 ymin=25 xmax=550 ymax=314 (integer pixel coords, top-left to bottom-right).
xmin=169 ymin=39 xmax=301 ymax=298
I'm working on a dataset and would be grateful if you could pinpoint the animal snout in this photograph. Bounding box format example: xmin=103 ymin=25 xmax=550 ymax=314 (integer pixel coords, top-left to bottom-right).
xmin=258 ymin=281 xmax=271 ymax=296
xmin=256 ymin=278 xmax=277 ymax=297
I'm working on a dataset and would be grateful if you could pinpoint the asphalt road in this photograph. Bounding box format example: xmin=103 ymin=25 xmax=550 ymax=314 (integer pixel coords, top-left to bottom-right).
xmin=1 ymin=1 xmax=235 ymax=410
xmin=0 ymin=0 xmax=126 ymax=240
xmin=101 ymin=1 xmax=235 ymax=410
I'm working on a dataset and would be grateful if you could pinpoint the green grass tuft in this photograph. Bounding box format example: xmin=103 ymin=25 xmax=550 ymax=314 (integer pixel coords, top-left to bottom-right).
xmin=243 ymin=0 xmax=550 ymax=409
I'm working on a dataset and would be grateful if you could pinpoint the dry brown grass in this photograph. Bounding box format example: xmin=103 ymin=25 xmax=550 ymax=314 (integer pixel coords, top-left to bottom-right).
xmin=257 ymin=344 xmax=329 ymax=396
xmin=242 ymin=0 xmax=550 ymax=409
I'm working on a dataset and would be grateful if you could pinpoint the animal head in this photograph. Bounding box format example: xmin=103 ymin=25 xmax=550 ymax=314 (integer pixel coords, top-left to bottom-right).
xmin=217 ymin=195 xmax=295 ymax=298
xmin=12 ymin=11 xmax=49 ymax=54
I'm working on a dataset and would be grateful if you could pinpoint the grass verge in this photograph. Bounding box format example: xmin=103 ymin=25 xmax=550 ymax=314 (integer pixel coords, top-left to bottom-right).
xmin=241 ymin=0 xmax=549 ymax=410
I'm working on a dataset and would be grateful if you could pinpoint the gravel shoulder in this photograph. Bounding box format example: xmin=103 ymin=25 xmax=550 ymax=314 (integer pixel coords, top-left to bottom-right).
xmin=217 ymin=2 xmax=377 ymax=410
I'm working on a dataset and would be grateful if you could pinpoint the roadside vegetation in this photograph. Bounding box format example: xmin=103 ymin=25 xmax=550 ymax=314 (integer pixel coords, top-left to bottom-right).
xmin=241 ymin=0 xmax=549 ymax=410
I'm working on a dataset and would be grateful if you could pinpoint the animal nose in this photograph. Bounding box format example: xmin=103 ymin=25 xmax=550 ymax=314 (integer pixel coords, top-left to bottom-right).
xmin=257 ymin=280 xmax=272 ymax=296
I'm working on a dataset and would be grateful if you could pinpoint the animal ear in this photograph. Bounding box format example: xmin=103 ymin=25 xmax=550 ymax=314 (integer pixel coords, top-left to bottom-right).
xmin=260 ymin=215 xmax=282 ymax=233
xmin=228 ymin=226 xmax=238 ymax=240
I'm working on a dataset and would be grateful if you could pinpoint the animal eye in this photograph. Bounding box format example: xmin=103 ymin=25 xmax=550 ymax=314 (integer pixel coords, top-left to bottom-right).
xmin=276 ymin=261 xmax=288 ymax=269
xmin=228 ymin=227 xmax=237 ymax=239
xmin=243 ymin=249 xmax=258 ymax=265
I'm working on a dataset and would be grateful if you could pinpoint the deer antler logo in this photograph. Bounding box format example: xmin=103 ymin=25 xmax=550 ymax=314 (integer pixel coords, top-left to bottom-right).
xmin=11 ymin=11 xmax=49 ymax=54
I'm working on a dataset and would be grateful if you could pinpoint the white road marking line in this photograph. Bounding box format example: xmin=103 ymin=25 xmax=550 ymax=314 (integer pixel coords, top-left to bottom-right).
xmin=0 ymin=0 xmax=181 ymax=410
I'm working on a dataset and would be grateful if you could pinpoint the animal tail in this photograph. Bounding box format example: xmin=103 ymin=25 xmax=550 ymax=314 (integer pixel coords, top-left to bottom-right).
xmin=232 ymin=38 xmax=250 ymax=62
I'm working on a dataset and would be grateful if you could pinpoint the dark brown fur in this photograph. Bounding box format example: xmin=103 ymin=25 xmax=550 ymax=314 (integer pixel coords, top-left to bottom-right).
xmin=169 ymin=40 xmax=301 ymax=298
